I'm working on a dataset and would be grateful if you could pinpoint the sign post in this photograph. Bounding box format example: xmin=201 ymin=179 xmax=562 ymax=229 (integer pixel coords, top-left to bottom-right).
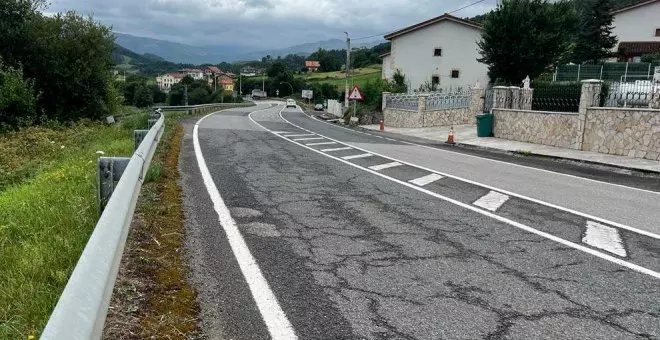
xmin=348 ymin=85 xmax=364 ymax=123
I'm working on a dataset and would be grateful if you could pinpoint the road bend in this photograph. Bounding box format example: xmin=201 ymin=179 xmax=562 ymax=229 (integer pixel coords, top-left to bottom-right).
xmin=179 ymin=102 xmax=660 ymax=340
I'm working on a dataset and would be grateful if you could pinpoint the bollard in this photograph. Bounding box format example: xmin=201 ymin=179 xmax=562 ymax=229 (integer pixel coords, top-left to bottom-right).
xmin=379 ymin=119 xmax=384 ymax=132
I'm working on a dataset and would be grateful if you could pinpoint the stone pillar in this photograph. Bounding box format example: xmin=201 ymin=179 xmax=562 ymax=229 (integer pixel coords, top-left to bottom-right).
xmin=382 ymin=92 xmax=391 ymax=112
xmin=418 ymin=93 xmax=429 ymax=113
xmin=520 ymin=88 xmax=534 ymax=110
xmin=492 ymin=86 xmax=511 ymax=109
xmin=471 ymin=87 xmax=485 ymax=116
xmin=510 ymin=87 xmax=521 ymax=110
xmin=574 ymin=79 xmax=603 ymax=150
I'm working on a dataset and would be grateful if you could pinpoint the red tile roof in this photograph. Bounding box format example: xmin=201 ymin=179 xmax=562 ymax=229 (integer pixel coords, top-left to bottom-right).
xmin=169 ymin=72 xmax=185 ymax=79
xmin=618 ymin=41 xmax=660 ymax=55
xmin=305 ymin=60 xmax=321 ymax=68
xmin=207 ymin=66 xmax=222 ymax=73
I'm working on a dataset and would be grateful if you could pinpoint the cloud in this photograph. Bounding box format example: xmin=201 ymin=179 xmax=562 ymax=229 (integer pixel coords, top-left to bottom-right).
xmin=47 ymin=0 xmax=495 ymax=48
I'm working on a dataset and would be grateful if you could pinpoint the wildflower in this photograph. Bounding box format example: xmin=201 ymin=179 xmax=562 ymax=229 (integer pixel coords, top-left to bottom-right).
xmin=96 ymin=150 xmax=105 ymax=155
xmin=60 ymin=145 xmax=65 ymax=149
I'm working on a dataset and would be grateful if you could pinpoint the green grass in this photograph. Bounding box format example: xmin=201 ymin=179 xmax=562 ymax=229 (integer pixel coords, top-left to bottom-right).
xmin=297 ymin=65 xmax=382 ymax=91
xmin=0 ymin=113 xmax=147 ymax=339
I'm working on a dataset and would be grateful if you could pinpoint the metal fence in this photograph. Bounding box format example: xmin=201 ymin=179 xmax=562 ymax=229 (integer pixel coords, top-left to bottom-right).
xmin=554 ymin=62 xmax=660 ymax=83
xmin=602 ymin=81 xmax=660 ymax=108
xmin=40 ymin=103 xmax=232 ymax=339
xmin=386 ymin=94 xmax=419 ymax=110
xmin=532 ymin=84 xmax=582 ymax=113
xmin=425 ymin=89 xmax=472 ymax=110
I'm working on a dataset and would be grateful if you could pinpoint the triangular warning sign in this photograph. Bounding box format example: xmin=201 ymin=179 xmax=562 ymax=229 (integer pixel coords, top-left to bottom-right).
xmin=348 ymin=85 xmax=364 ymax=101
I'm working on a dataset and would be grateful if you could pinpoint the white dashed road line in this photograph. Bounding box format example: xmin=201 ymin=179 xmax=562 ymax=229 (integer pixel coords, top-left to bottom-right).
xmin=306 ymin=142 xmax=337 ymax=146
xmin=342 ymin=153 xmax=373 ymax=160
xmin=583 ymin=221 xmax=627 ymax=257
xmin=368 ymin=162 xmax=403 ymax=171
xmin=321 ymin=147 xmax=353 ymax=152
xmin=409 ymin=173 xmax=444 ymax=187
xmin=473 ymin=191 xmax=511 ymax=212
xmin=282 ymin=133 xmax=315 ymax=138
xmin=293 ymin=137 xmax=324 ymax=141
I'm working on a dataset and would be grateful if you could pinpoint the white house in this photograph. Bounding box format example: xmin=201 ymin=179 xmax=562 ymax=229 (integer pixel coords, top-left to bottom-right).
xmin=156 ymin=73 xmax=184 ymax=92
xmin=382 ymin=13 xmax=489 ymax=92
xmin=612 ymin=0 xmax=660 ymax=62
xmin=179 ymin=68 xmax=204 ymax=80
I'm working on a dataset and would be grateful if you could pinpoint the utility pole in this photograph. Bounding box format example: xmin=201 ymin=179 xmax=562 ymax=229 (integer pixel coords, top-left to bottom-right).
xmin=344 ymin=32 xmax=350 ymax=108
xmin=184 ymin=85 xmax=188 ymax=106
xmin=239 ymin=73 xmax=242 ymax=96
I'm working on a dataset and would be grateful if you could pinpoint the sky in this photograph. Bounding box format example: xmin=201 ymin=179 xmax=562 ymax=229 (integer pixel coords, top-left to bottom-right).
xmin=46 ymin=0 xmax=496 ymax=49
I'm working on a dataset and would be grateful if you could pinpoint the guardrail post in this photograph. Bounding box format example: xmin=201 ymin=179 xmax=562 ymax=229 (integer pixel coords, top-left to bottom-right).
xmin=134 ymin=130 xmax=149 ymax=151
xmin=148 ymin=119 xmax=157 ymax=129
xmin=97 ymin=157 xmax=131 ymax=212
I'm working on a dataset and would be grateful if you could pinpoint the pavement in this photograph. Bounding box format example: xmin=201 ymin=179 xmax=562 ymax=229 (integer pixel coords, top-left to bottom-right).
xmin=179 ymin=102 xmax=660 ymax=340
xmin=361 ymin=123 xmax=660 ymax=175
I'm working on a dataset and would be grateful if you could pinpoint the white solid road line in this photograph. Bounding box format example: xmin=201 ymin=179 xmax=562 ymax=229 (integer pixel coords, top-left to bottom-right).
xmin=294 ymin=110 xmax=660 ymax=241
xmin=196 ymin=109 xmax=298 ymax=340
xmin=342 ymin=153 xmax=373 ymax=160
xmin=247 ymin=107 xmax=660 ymax=280
xmin=583 ymin=221 xmax=627 ymax=257
xmin=369 ymin=162 xmax=403 ymax=171
xmin=272 ymin=131 xmax=291 ymax=134
xmin=283 ymin=133 xmax=315 ymax=138
xmin=473 ymin=191 xmax=511 ymax=212
xmin=306 ymin=141 xmax=337 ymax=146
xmin=409 ymin=173 xmax=444 ymax=186
xmin=321 ymin=147 xmax=352 ymax=152
xmin=293 ymin=137 xmax=324 ymax=141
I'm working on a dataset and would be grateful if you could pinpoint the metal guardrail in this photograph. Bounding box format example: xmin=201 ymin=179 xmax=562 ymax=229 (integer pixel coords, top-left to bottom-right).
xmin=155 ymin=102 xmax=251 ymax=112
xmin=40 ymin=110 xmax=167 ymax=339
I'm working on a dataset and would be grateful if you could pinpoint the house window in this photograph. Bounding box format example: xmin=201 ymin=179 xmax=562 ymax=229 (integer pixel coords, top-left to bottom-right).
xmin=431 ymin=76 xmax=440 ymax=85
xmin=451 ymin=70 xmax=460 ymax=78
xmin=433 ymin=48 xmax=442 ymax=57
xmin=656 ymin=28 xmax=660 ymax=37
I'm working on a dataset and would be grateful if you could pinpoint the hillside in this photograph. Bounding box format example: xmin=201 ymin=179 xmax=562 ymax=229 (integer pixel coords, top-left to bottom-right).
xmin=112 ymin=44 xmax=183 ymax=76
xmin=297 ymin=65 xmax=382 ymax=90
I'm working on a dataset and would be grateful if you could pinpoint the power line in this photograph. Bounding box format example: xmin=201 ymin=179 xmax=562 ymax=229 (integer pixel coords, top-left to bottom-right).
xmin=351 ymin=0 xmax=491 ymax=41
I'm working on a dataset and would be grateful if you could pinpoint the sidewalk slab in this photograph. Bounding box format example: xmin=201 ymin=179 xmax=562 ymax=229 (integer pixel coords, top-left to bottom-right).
xmin=362 ymin=124 xmax=660 ymax=174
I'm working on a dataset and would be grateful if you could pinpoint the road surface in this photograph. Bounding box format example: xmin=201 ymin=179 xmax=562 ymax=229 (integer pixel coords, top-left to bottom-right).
xmin=180 ymin=102 xmax=660 ymax=339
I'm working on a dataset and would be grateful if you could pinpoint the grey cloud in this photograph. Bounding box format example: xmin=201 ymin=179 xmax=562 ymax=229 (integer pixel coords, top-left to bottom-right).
xmin=48 ymin=0 xmax=495 ymax=48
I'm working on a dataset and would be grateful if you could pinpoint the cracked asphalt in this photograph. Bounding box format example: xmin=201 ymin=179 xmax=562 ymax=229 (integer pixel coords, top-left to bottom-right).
xmin=180 ymin=103 xmax=660 ymax=340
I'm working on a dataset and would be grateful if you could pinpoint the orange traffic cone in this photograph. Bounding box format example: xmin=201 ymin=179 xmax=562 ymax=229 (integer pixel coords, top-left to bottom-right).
xmin=446 ymin=126 xmax=455 ymax=145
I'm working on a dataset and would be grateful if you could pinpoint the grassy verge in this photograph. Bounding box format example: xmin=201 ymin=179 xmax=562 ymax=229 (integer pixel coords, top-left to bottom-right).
xmin=0 ymin=113 xmax=147 ymax=338
xmin=296 ymin=65 xmax=382 ymax=90
xmin=0 ymin=104 xmax=252 ymax=338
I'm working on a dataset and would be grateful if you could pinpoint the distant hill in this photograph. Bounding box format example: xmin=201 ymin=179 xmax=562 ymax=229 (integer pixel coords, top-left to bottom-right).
xmin=113 ymin=32 xmax=385 ymax=64
xmin=112 ymin=44 xmax=183 ymax=76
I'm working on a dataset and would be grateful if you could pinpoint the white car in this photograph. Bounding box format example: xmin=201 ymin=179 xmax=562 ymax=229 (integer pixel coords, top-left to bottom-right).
xmin=286 ymin=99 xmax=296 ymax=108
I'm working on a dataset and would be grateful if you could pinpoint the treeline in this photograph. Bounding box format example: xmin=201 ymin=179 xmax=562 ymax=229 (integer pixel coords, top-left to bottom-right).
xmin=1 ymin=0 xmax=119 ymax=131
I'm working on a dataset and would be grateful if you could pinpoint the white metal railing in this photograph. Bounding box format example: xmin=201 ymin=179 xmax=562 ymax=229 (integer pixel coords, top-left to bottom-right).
xmin=386 ymin=94 xmax=419 ymax=110
xmin=425 ymin=89 xmax=473 ymax=110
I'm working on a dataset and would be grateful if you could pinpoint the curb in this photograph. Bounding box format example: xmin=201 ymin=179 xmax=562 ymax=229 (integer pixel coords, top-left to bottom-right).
xmin=454 ymin=142 xmax=660 ymax=178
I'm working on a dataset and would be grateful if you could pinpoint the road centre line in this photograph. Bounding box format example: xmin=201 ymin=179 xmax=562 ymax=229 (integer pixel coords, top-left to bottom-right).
xmin=321 ymin=147 xmax=352 ymax=152
xmin=369 ymin=162 xmax=403 ymax=171
xmin=295 ymin=110 xmax=660 ymax=241
xmin=196 ymin=106 xmax=298 ymax=339
xmin=245 ymin=107 xmax=660 ymax=280
xmin=306 ymin=113 xmax=660 ymax=196
xmin=342 ymin=153 xmax=373 ymax=160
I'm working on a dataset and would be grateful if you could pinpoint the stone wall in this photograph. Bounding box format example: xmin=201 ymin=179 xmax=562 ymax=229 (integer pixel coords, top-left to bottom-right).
xmin=423 ymin=108 xmax=474 ymax=127
xmin=582 ymin=107 xmax=660 ymax=161
xmin=384 ymin=108 xmax=422 ymax=128
xmin=493 ymin=109 xmax=579 ymax=148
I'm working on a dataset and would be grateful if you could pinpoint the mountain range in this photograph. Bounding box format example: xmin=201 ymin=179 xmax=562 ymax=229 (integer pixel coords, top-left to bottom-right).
xmin=114 ymin=33 xmax=384 ymax=64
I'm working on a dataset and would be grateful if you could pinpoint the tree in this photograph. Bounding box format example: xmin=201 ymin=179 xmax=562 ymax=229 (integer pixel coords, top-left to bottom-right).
xmin=641 ymin=53 xmax=660 ymax=63
xmin=132 ymin=84 xmax=153 ymax=107
xmin=477 ymin=0 xmax=576 ymax=84
xmin=308 ymin=48 xmax=342 ymax=72
xmin=0 ymin=61 xmax=38 ymax=130
xmin=572 ymin=0 xmax=618 ymax=64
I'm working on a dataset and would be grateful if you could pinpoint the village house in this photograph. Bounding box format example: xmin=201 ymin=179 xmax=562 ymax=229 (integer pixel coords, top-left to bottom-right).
xmin=179 ymin=68 xmax=204 ymax=80
xmin=305 ymin=60 xmax=321 ymax=72
xmin=382 ymin=13 xmax=489 ymax=92
xmin=218 ymin=75 xmax=234 ymax=92
xmin=612 ymin=0 xmax=660 ymax=62
xmin=156 ymin=72 xmax=184 ymax=92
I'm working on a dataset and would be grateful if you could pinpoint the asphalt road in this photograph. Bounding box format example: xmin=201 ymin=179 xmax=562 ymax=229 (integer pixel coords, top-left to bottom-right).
xmin=180 ymin=102 xmax=660 ymax=340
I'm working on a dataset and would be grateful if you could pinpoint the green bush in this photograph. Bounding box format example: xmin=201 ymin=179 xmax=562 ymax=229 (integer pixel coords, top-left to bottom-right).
xmin=0 ymin=61 xmax=38 ymax=131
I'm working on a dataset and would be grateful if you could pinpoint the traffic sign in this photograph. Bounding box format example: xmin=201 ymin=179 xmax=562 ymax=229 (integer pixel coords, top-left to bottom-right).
xmin=348 ymin=85 xmax=364 ymax=101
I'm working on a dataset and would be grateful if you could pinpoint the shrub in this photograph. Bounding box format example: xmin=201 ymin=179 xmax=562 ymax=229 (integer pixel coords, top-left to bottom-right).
xmin=0 ymin=61 xmax=38 ymax=131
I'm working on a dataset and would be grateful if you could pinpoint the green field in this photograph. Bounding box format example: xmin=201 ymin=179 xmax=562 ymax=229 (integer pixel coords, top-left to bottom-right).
xmin=297 ymin=65 xmax=382 ymax=90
